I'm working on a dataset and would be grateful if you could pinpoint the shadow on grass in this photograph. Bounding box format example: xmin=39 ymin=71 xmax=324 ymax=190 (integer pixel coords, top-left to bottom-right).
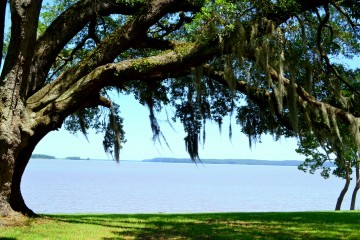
xmin=49 ymin=211 xmax=360 ymax=240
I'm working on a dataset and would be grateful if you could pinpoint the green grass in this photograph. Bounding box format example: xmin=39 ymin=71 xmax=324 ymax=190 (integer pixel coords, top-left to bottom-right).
xmin=1 ymin=211 xmax=360 ymax=239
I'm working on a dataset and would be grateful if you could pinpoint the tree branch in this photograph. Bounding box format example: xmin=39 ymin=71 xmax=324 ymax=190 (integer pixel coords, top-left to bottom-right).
xmin=133 ymin=37 xmax=177 ymax=50
xmin=27 ymin=40 xmax=219 ymax=115
xmin=28 ymin=0 xmax=203 ymax=97
xmin=46 ymin=19 xmax=101 ymax=82
xmin=28 ymin=1 xmax=203 ymax=110
xmin=202 ymin=64 xmax=294 ymax=132
xmin=27 ymin=0 xmax=145 ymax=96
xmin=155 ymin=12 xmax=193 ymax=38
xmin=316 ymin=6 xmax=360 ymax=96
xmin=331 ymin=2 xmax=360 ymax=30
xmin=267 ymin=66 xmax=359 ymax=124
xmin=98 ymin=95 xmax=112 ymax=108
xmin=27 ymin=0 xmax=356 ymax=139
xmin=34 ymin=35 xmax=353 ymax=138
xmin=262 ymin=0 xmax=329 ymax=25
xmin=88 ymin=18 xmax=100 ymax=45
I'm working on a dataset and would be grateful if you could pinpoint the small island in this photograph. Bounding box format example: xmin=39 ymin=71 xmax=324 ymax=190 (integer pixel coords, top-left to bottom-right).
xmin=31 ymin=154 xmax=56 ymax=159
xmin=30 ymin=154 xmax=90 ymax=160
xmin=65 ymin=156 xmax=91 ymax=160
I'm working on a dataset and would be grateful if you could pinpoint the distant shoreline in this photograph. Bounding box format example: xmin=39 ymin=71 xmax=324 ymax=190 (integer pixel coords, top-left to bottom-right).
xmin=30 ymin=156 xmax=334 ymax=167
xmin=142 ymin=158 xmax=335 ymax=167
xmin=142 ymin=158 xmax=306 ymax=166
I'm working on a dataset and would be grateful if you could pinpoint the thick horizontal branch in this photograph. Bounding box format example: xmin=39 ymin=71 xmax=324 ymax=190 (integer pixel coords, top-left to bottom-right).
xmin=203 ymin=63 xmax=359 ymax=139
xmin=133 ymin=37 xmax=177 ymax=50
xmin=202 ymin=65 xmax=294 ymax=132
xmin=268 ymin=67 xmax=359 ymax=125
xmin=28 ymin=41 xmax=219 ymax=119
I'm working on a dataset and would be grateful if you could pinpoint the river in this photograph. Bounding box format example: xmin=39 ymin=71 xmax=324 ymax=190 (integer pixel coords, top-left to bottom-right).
xmin=21 ymin=159 xmax=358 ymax=213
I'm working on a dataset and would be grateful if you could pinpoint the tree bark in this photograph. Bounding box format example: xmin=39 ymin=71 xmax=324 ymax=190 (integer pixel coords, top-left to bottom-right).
xmin=335 ymin=169 xmax=351 ymax=211
xmin=350 ymin=161 xmax=360 ymax=210
xmin=9 ymin=145 xmax=39 ymax=216
xmin=0 ymin=0 xmax=7 ymax=68
xmin=0 ymin=147 xmax=16 ymax=216
xmin=0 ymin=103 xmax=59 ymax=216
xmin=0 ymin=117 xmax=24 ymax=217
xmin=0 ymin=0 xmax=41 ymax=216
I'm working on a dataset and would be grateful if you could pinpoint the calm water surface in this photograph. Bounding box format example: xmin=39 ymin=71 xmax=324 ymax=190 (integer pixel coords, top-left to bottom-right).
xmin=22 ymin=159 xmax=358 ymax=213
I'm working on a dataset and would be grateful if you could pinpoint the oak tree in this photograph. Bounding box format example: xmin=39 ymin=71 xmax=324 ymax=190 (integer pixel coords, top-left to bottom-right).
xmin=0 ymin=0 xmax=359 ymax=216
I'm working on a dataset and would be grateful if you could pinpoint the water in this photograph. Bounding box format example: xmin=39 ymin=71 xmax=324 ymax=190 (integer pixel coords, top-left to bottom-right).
xmin=21 ymin=159 xmax=358 ymax=213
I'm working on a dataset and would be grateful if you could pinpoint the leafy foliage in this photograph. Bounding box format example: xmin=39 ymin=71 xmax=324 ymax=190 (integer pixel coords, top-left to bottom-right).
xmin=50 ymin=0 xmax=360 ymax=165
xmin=5 ymin=0 xmax=360 ymax=164
xmin=103 ymin=104 xmax=126 ymax=162
xmin=64 ymin=104 xmax=126 ymax=161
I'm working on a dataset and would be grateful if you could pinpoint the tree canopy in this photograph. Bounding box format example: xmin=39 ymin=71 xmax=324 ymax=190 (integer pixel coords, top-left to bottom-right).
xmin=0 ymin=0 xmax=359 ymax=216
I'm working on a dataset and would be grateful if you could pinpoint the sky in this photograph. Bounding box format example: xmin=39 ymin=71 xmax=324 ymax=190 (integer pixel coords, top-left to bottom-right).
xmin=34 ymin=94 xmax=305 ymax=161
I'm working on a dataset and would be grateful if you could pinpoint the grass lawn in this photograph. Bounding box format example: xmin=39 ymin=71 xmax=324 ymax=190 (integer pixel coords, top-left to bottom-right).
xmin=1 ymin=211 xmax=360 ymax=239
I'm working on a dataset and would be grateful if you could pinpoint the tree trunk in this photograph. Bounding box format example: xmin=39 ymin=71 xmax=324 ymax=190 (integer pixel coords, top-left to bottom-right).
xmin=0 ymin=161 xmax=15 ymax=216
xmin=0 ymin=0 xmax=43 ymax=217
xmin=350 ymin=184 xmax=360 ymax=210
xmin=350 ymin=161 xmax=360 ymax=210
xmin=335 ymin=169 xmax=351 ymax=211
xmin=9 ymin=148 xmax=37 ymax=216
xmin=0 ymin=117 xmax=52 ymax=216
xmin=0 ymin=132 xmax=21 ymax=216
